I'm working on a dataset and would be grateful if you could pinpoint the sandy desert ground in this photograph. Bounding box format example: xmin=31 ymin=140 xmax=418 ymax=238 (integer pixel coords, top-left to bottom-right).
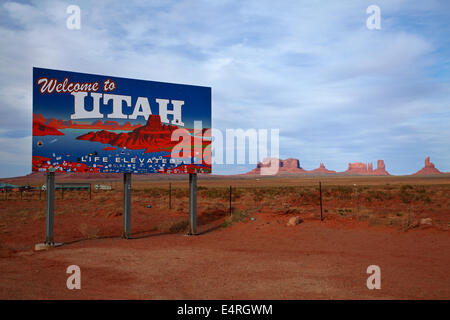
xmin=0 ymin=174 xmax=449 ymax=299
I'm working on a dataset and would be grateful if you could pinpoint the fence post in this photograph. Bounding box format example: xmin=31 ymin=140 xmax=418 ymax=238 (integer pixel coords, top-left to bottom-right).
xmin=353 ymin=184 xmax=359 ymax=219
xmin=319 ymin=181 xmax=323 ymax=221
xmin=45 ymin=171 xmax=55 ymax=244
xmin=169 ymin=182 xmax=172 ymax=209
xmin=122 ymin=173 xmax=132 ymax=239
xmin=189 ymin=173 xmax=197 ymax=235
xmin=229 ymin=186 xmax=232 ymax=216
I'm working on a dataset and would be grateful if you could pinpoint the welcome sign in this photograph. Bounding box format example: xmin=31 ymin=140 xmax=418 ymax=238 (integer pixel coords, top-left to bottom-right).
xmin=32 ymin=67 xmax=212 ymax=174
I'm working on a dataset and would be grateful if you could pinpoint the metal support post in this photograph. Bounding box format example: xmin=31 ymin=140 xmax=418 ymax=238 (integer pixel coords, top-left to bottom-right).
xmin=45 ymin=171 xmax=55 ymax=244
xmin=122 ymin=173 xmax=132 ymax=239
xmin=189 ymin=173 xmax=197 ymax=235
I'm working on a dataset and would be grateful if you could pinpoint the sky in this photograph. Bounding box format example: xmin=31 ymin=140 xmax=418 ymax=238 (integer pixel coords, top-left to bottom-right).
xmin=0 ymin=0 xmax=449 ymax=177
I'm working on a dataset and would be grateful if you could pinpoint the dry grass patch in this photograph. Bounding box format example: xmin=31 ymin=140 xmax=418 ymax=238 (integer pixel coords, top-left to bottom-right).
xmin=78 ymin=223 xmax=100 ymax=239
xmin=157 ymin=219 xmax=189 ymax=233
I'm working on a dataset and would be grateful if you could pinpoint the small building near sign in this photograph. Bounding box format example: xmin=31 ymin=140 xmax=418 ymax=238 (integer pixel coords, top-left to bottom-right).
xmin=95 ymin=184 xmax=112 ymax=190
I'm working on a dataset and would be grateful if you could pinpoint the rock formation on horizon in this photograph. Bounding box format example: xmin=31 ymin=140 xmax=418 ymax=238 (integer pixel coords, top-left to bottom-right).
xmin=309 ymin=162 xmax=336 ymax=174
xmin=246 ymin=158 xmax=389 ymax=175
xmin=344 ymin=160 xmax=389 ymax=175
xmin=246 ymin=158 xmax=307 ymax=175
xmin=413 ymin=157 xmax=442 ymax=175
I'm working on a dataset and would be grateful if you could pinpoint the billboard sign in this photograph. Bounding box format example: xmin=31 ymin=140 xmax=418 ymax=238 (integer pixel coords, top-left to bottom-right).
xmin=32 ymin=67 xmax=211 ymax=174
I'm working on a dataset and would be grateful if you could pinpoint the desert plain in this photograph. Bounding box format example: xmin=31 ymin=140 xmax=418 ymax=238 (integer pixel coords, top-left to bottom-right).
xmin=0 ymin=174 xmax=449 ymax=299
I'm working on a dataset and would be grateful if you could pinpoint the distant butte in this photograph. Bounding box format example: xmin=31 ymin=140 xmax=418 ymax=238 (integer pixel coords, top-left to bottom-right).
xmin=309 ymin=162 xmax=336 ymax=174
xmin=245 ymin=158 xmax=390 ymax=175
xmin=246 ymin=158 xmax=307 ymax=175
xmin=413 ymin=157 xmax=442 ymax=175
xmin=345 ymin=160 xmax=389 ymax=176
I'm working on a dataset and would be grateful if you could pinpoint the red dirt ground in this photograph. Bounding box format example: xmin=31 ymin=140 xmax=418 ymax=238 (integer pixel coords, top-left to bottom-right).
xmin=0 ymin=176 xmax=449 ymax=299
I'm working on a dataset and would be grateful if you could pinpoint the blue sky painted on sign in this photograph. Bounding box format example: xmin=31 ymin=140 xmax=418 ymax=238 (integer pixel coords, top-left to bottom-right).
xmin=0 ymin=0 xmax=449 ymax=177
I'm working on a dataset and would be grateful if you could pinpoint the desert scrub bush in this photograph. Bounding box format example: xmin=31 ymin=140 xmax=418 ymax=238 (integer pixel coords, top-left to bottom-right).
xmin=332 ymin=186 xmax=353 ymax=200
xmin=261 ymin=199 xmax=273 ymax=209
xmin=222 ymin=208 xmax=250 ymax=228
xmin=105 ymin=209 xmax=122 ymax=217
xmin=251 ymin=189 xmax=265 ymax=202
xmin=259 ymin=187 xmax=280 ymax=197
xmin=400 ymin=184 xmax=414 ymax=192
xmin=301 ymin=187 xmax=316 ymax=195
xmin=78 ymin=223 xmax=100 ymax=239
xmin=355 ymin=208 xmax=372 ymax=221
xmin=103 ymin=200 xmax=118 ymax=208
xmin=203 ymin=202 xmax=226 ymax=214
xmin=248 ymin=186 xmax=295 ymax=200
xmin=230 ymin=188 xmax=243 ymax=200
xmin=13 ymin=208 xmax=32 ymax=217
xmin=415 ymin=186 xmax=426 ymax=194
xmin=135 ymin=189 xmax=160 ymax=200
xmin=275 ymin=206 xmax=302 ymax=215
xmin=399 ymin=186 xmax=414 ymax=204
xmin=415 ymin=194 xmax=432 ymax=204
xmin=336 ymin=208 xmax=352 ymax=216
xmin=157 ymin=219 xmax=189 ymax=233
xmin=387 ymin=215 xmax=406 ymax=227
xmin=200 ymin=187 xmax=228 ymax=200
xmin=96 ymin=195 xmax=109 ymax=203
xmin=367 ymin=216 xmax=386 ymax=227
xmin=32 ymin=208 xmax=46 ymax=221
xmin=176 ymin=201 xmax=189 ymax=214
xmin=367 ymin=190 xmax=392 ymax=201
xmin=173 ymin=188 xmax=189 ymax=198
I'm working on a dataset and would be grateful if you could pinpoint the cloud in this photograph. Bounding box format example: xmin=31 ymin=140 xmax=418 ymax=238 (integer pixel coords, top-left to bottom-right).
xmin=0 ymin=0 xmax=449 ymax=177
xmin=0 ymin=135 xmax=31 ymax=177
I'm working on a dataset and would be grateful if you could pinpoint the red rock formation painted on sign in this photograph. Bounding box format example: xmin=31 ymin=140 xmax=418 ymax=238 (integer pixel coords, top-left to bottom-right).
xmin=32 ymin=114 xmax=142 ymax=131
xmin=33 ymin=114 xmax=64 ymax=136
xmin=413 ymin=157 xmax=442 ymax=175
xmin=32 ymin=156 xmax=100 ymax=173
xmin=76 ymin=115 xmax=210 ymax=155
xmin=161 ymin=163 xmax=211 ymax=174
xmin=76 ymin=115 xmax=177 ymax=153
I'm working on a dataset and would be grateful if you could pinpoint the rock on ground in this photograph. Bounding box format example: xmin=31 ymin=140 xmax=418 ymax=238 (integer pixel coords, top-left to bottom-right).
xmin=287 ymin=216 xmax=302 ymax=226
